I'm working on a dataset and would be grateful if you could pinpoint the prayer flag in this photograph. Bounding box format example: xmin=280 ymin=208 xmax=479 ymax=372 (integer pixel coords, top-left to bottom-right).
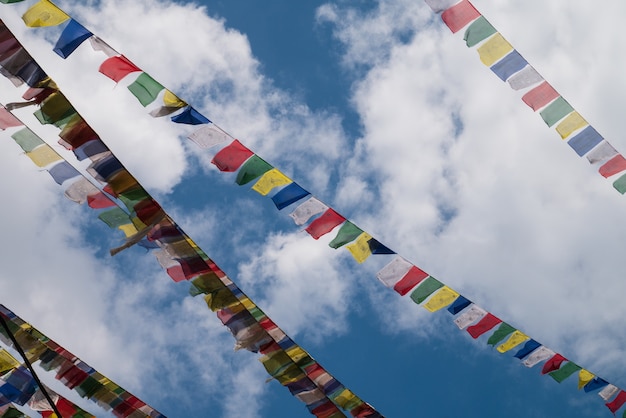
xmin=522 ymin=81 xmax=559 ymax=111
xmin=409 ymin=277 xmax=443 ymax=304
xmin=606 ymin=390 xmax=626 ymax=414
xmin=89 ymin=36 xmax=118 ymax=57
xmin=424 ymin=0 xmax=458 ymax=13
xmin=87 ymin=192 xmax=116 ymax=209
xmin=53 ymin=19 xmax=92 ymax=59
xmin=422 ymin=286 xmax=459 ymax=312
xmin=447 ymin=295 xmax=471 ymax=315
xmin=541 ymin=353 xmax=567 ymax=374
xmin=98 ymin=55 xmax=141 ymax=82
xmin=187 ymin=124 xmax=231 ymax=149
xmin=329 ymin=221 xmax=363 ymax=249
xmin=587 ymin=141 xmax=618 ymax=165
xmin=599 ymin=384 xmax=619 ymax=401
xmin=235 ymin=155 xmax=273 ymax=185
xmin=73 ymin=140 xmax=108 ymax=162
xmin=163 ymin=90 xmax=186 ymax=108
xmin=490 ymin=50 xmax=527 ymax=81
xmin=496 ymin=330 xmax=528 ymax=353
xmin=487 ymin=322 xmax=515 ymax=346
xmin=11 ymin=128 xmax=43 ymax=152
xmin=0 ymin=108 xmax=21 ymax=130
xmin=466 ymin=313 xmax=501 ymax=339
xmin=556 ymin=111 xmax=587 ymax=139
xmin=64 ymin=177 xmax=100 ymax=204
xmin=170 ymin=106 xmax=210 ymax=125
xmin=578 ymin=370 xmax=595 ymax=390
xmin=98 ymin=208 xmax=131 ymax=229
xmin=346 ymin=232 xmax=373 ymax=263
xmin=464 ymin=16 xmax=496 ymax=47
xmin=290 ymin=197 xmax=329 ymax=225
xmin=211 ymin=139 xmax=254 ymax=172
xmin=305 ymin=209 xmax=346 ymax=239
xmin=539 ymin=97 xmax=574 ymax=127
xmin=394 ymin=265 xmax=429 ymax=296
xmin=127 ymin=73 xmax=164 ymax=107
xmin=376 ymin=257 xmax=412 ymax=288
xmin=441 ymin=0 xmax=480 ymax=33
xmin=271 ymin=182 xmax=310 ymax=210
xmin=613 ymin=173 xmax=626 ymax=194
xmin=47 ymin=161 xmax=80 ymax=185
xmin=0 ymin=350 xmax=19 ymax=375
xmin=454 ymin=304 xmax=487 ymax=329
xmin=584 ymin=377 xmax=609 ymax=393
xmin=549 ymin=362 xmax=581 ymax=383
xmin=507 ymin=65 xmax=543 ymax=90
xmin=522 ymin=346 xmax=555 ymax=368
xmin=251 ymin=168 xmax=292 ymax=196
xmin=567 ymin=126 xmax=603 ymax=156
xmin=22 ymin=0 xmax=69 ymax=27
xmin=26 ymin=145 xmax=61 ymax=167
xmin=599 ymin=154 xmax=626 ymax=178
xmin=477 ymin=33 xmax=513 ymax=67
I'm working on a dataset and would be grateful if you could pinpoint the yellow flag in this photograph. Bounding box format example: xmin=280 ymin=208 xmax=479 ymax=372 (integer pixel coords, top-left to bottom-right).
xmin=240 ymin=296 xmax=256 ymax=311
xmin=578 ymin=369 xmax=595 ymax=390
xmin=285 ymin=346 xmax=308 ymax=363
xmin=26 ymin=145 xmax=61 ymax=167
xmin=477 ymin=33 xmax=513 ymax=67
xmin=251 ymin=168 xmax=292 ymax=196
xmin=422 ymin=286 xmax=459 ymax=312
xmin=496 ymin=330 xmax=529 ymax=353
xmin=332 ymin=389 xmax=360 ymax=410
xmin=556 ymin=111 xmax=587 ymax=139
xmin=22 ymin=0 xmax=70 ymax=27
xmin=0 ymin=349 xmax=19 ymax=376
xmin=118 ymin=223 xmax=139 ymax=238
xmin=346 ymin=232 xmax=373 ymax=263
xmin=163 ymin=90 xmax=187 ymax=108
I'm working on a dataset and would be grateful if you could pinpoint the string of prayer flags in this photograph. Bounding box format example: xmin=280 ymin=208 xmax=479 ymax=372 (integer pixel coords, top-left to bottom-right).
xmin=22 ymin=0 xmax=69 ymax=28
xmin=53 ymin=19 xmax=92 ymax=59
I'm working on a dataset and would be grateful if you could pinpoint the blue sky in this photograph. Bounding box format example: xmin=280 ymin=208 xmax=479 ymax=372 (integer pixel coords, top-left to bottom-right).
xmin=0 ymin=1 xmax=625 ymax=417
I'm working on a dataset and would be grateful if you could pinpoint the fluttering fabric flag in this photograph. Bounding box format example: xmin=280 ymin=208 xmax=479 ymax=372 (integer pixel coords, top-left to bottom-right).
xmin=521 ymin=81 xmax=559 ymax=111
xmin=476 ymin=33 xmax=513 ymax=67
xmin=463 ymin=16 xmax=496 ymax=47
xmin=584 ymin=377 xmax=609 ymax=393
xmin=486 ymin=323 xmax=515 ymax=346
xmin=447 ymin=295 xmax=471 ymax=315
xmin=422 ymin=286 xmax=459 ymax=312
xmin=251 ymin=168 xmax=292 ymax=196
xmin=187 ymin=124 xmax=231 ymax=149
xmin=490 ymin=50 xmax=527 ymax=81
xmin=0 ymin=107 xmax=21 ymax=130
xmin=170 ymin=106 xmax=210 ymax=125
xmin=441 ymin=0 xmax=480 ymax=33
xmin=539 ymin=97 xmax=574 ymax=127
xmin=88 ymin=36 xmax=118 ymax=57
xmin=612 ymin=174 xmax=626 ymax=194
xmin=127 ymin=73 xmax=164 ymax=107
xmin=555 ymin=111 xmax=587 ymax=139
xmin=393 ymin=265 xmax=429 ymax=296
xmin=305 ymin=208 xmax=346 ymax=240
xmin=549 ymin=362 xmax=581 ymax=384
xmin=453 ymin=304 xmax=487 ymax=330
xmin=522 ymin=346 xmax=555 ymax=368
xmin=235 ymin=155 xmax=273 ymax=185
xmin=211 ymin=139 xmax=254 ymax=172
xmin=587 ymin=141 xmax=618 ymax=166
xmin=345 ymin=232 xmax=373 ymax=263
xmin=271 ymin=182 xmax=310 ymax=210
xmin=53 ymin=19 xmax=92 ymax=58
xmin=466 ymin=313 xmax=501 ymax=339
xmin=541 ymin=353 xmax=567 ymax=374
xmin=578 ymin=370 xmax=596 ymax=390
xmin=599 ymin=154 xmax=626 ymax=178
xmin=567 ymin=126 xmax=603 ymax=157
xmin=25 ymin=145 xmax=61 ymax=167
xmin=11 ymin=128 xmax=43 ymax=152
xmin=376 ymin=257 xmax=412 ymax=288
xmin=599 ymin=384 xmax=619 ymax=401
xmin=98 ymin=55 xmax=141 ymax=82
xmin=605 ymin=390 xmax=626 ymax=414
xmin=64 ymin=177 xmax=100 ymax=204
xmin=507 ymin=65 xmax=543 ymax=90
xmin=328 ymin=221 xmax=363 ymax=249
xmin=367 ymin=239 xmax=394 ymax=255
xmin=409 ymin=277 xmax=443 ymax=304
xmin=47 ymin=161 xmax=80 ymax=185
xmin=496 ymin=330 xmax=529 ymax=353
xmin=22 ymin=0 xmax=69 ymax=27
xmin=289 ymin=197 xmax=328 ymax=225
xmin=0 ymin=350 xmax=19 ymax=375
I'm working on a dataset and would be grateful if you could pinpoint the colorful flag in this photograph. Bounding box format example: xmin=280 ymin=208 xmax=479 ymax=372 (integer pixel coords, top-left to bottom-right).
xmin=441 ymin=0 xmax=480 ymax=33
xmin=127 ymin=73 xmax=164 ymax=107
xmin=170 ymin=106 xmax=210 ymax=125
xmin=235 ymin=155 xmax=273 ymax=185
xmin=549 ymin=362 xmax=581 ymax=383
xmin=11 ymin=128 xmax=43 ymax=152
xmin=328 ymin=221 xmax=363 ymax=249
xmin=541 ymin=353 xmax=567 ymax=374
xmin=584 ymin=377 xmax=609 ymax=393
xmin=586 ymin=141 xmax=618 ymax=165
xmin=599 ymin=384 xmax=619 ymax=401
xmin=367 ymin=238 xmax=394 ymax=255
xmin=393 ymin=265 xmax=429 ymax=296
xmin=464 ymin=16 xmax=496 ymax=47
xmin=47 ymin=161 xmax=80 ymax=185
xmin=251 ymin=168 xmax=292 ymax=196
xmin=53 ymin=19 xmax=92 ymax=58
xmin=187 ymin=124 xmax=231 ymax=149
xmin=376 ymin=257 xmax=413 ymax=288
xmin=0 ymin=108 xmax=22 ymax=130
xmin=522 ymin=346 xmax=555 ymax=368
xmin=606 ymin=390 xmax=626 ymax=413
xmin=211 ymin=139 xmax=254 ymax=172
xmin=599 ymin=154 xmax=626 ymax=178
xmin=22 ymin=0 xmax=69 ymax=27
xmin=87 ymin=192 xmax=116 ymax=209
xmin=555 ymin=111 xmax=587 ymax=139
xmin=271 ymin=182 xmax=310 ymax=210
xmin=521 ymin=81 xmax=559 ymax=111
xmin=477 ymin=33 xmax=513 ymax=67
xmin=567 ymin=126 xmax=603 ymax=156
xmin=26 ymin=145 xmax=61 ymax=167
xmin=422 ymin=286 xmax=459 ymax=312
xmin=496 ymin=330 xmax=528 ymax=353
xmin=454 ymin=304 xmax=487 ymax=329
xmin=305 ymin=209 xmax=346 ymax=239
xmin=507 ymin=65 xmax=543 ymax=90
xmin=490 ymin=50 xmax=527 ymax=81
xmin=613 ymin=173 xmax=626 ymax=194
xmin=345 ymin=232 xmax=373 ymax=263
xmin=466 ymin=313 xmax=501 ymax=339
xmin=64 ymin=177 xmax=100 ymax=204
xmin=487 ymin=322 xmax=515 ymax=346
xmin=0 ymin=350 xmax=19 ymax=375
xmin=409 ymin=277 xmax=443 ymax=304
xmin=539 ymin=96 xmax=574 ymax=127
xmin=89 ymin=36 xmax=118 ymax=57
xmin=577 ymin=369 xmax=595 ymax=390
xmin=447 ymin=295 xmax=471 ymax=315
xmin=98 ymin=55 xmax=141 ymax=82
xmin=289 ymin=197 xmax=328 ymax=225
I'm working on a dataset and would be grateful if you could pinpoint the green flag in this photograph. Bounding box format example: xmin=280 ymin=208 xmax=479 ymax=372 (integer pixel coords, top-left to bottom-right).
xmin=329 ymin=221 xmax=363 ymax=249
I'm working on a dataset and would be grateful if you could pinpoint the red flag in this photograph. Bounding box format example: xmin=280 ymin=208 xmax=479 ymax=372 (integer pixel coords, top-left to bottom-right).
xmin=522 ymin=81 xmax=559 ymax=111
xmin=211 ymin=139 xmax=254 ymax=172
xmin=599 ymin=154 xmax=626 ymax=178
xmin=542 ymin=353 xmax=567 ymax=374
xmin=393 ymin=265 xmax=429 ymax=296
xmin=304 ymin=209 xmax=345 ymax=239
xmin=99 ymin=55 xmax=141 ymax=82
xmin=441 ymin=0 xmax=480 ymax=33
xmin=467 ymin=313 xmax=501 ymax=338
xmin=87 ymin=191 xmax=116 ymax=209
xmin=606 ymin=390 xmax=626 ymax=414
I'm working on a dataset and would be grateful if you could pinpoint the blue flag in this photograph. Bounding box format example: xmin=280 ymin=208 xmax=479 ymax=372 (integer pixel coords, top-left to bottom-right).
xmin=53 ymin=19 xmax=93 ymax=59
